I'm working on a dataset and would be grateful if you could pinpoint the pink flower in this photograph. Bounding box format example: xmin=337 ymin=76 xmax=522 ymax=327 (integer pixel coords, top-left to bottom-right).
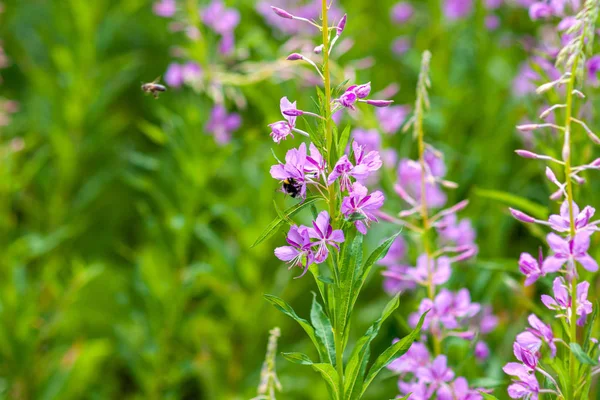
xmin=269 ymin=97 xmax=297 ymax=143
xmin=541 ymin=277 xmax=593 ymax=326
xmin=307 ymin=211 xmax=345 ymax=263
xmin=543 ymin=231 xmax=598 ymax=273
xmin=341 ymin=182 xmax=385 ymax=234
xmin=274 ymin=225 xmax=314 ymax=277
xmin=548 ymin=200 xmax=595 ymax=233
xmin=503 ymin=362 xmax=539 ymax=399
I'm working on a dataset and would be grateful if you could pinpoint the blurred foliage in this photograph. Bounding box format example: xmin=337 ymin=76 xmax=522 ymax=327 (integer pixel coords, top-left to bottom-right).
xmin=0 ymin=0 xmax=597 ymax=399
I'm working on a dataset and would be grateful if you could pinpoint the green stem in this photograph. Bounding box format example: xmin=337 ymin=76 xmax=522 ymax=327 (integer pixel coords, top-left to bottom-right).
xmin=563 ymin=36 xmax=582 ymax=400
xmin=415 ymin=61 xmax=440 ymax=357
xmin=321 ymin=2 xmax=344 ymax=396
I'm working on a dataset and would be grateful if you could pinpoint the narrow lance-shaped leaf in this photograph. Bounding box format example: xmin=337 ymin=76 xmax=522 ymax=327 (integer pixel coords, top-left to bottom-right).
xmin=478 ymin=392 xmax=500 ymax=400
xmin=310 ymin=293 xmax=336 ymax=365
xmin=336 ymin=234 xmax=363 ymax=338
xmin=570 ymin=342 xmax=598 ymax=366
xmin=344 ymin=294 xmax=401 ymax=400
xmin=282 ymin=352 xmax=314 ymax=365
xmin=263 ymin=294 xmax=329 ymax=362
xmin=311 ymin=363 xmax=340 ymax=400
xmin=361 ymin=310 xmax=429 ymax=396
xmin=252 ymin=197 xmax=320 ymax=248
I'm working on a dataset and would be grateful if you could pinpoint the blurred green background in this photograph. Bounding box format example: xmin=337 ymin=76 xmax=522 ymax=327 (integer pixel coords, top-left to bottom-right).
xmin=1 ymin=0 xmax=597 ymax=399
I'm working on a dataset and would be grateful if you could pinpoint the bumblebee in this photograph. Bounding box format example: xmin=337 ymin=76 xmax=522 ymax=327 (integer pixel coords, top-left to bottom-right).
xmin=282 ymin=177 xmax=302 ymax=198
xmin=141 ymin=77 xmax=167 ymax=99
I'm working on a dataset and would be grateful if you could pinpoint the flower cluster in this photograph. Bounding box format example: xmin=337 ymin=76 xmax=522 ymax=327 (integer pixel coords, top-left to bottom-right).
xmin=151 ymin=0 xmax=242 ymax=145
xmin=380 ymin=51 xmax=497 ymax=398
xmin=266 ymin=6 xmax=392 ymax=277
xmin=506 ymin=0 xmax=600 ymax=397
xmin=388 ymin=343 xmax=489 ymax=399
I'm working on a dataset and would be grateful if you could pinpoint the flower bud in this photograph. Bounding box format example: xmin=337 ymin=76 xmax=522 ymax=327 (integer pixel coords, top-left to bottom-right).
xmin=354 ymin=82 xmax=371 ymax=98
xmin=313 ymin=44 xmax=324 ymax=54
xmin=365 ymin=99 xmax=393 ymax=107
xmin=286 ymin=53 xmax=303 ymax=61
xmin=282 ymin=109 xmax=304 ymax=117
xmin=337 ymin=14 xmax=347 ymax=35
xmin=517 ymin=124 xmax=538 ymax=132
xmin=515 ymin=149 xmax=538 ymax=159
xmin=509 ymin=208 xmax=536 ymax=223
xmin=271 ymin=6 xmax=294 ymax=19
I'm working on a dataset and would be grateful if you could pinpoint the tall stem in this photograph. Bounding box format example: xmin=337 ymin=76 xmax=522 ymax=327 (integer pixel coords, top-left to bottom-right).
xmin=321 ymin=1 xmax=344 ymax=395
xmin=563 ymin=39 xmax=582 ymax=400
xmin=415 ymin=52 xmax=440 ymax=356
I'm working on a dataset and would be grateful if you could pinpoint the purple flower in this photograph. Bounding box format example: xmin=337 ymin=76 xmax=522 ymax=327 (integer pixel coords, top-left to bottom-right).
xmin=392 ymin=36 xmax=411 ymax=55
xmin=395 ymin=152 xmax=447 ymax=209
xmin=341 ymin=182 xmax=385 ymax=234
xmin=444 ymin=0 xmax=473 ymax=20
xmin=475 ymin=341 xmax=490 ymax=361
xmin=416 ymin=355 xmax=455 ymax=389
xmin=181 ymin=62 xmax=203 ymax=83
xmin=153 ymin=0 xmax=176 ymax=17
xmin=304 ymin=143 xmax=327 ymax=182
xmin=202 ymin=0 xmax=240 ymax=35
xmin=328 ymin=155 xmax=354 ymax=191
xmin=523 ymin=314 xmax=556 ymax=357
xmin=407 ymin=254 xmax=452 ymax=287
xmin=256 ymin=0 xmax=343 ymax=35
xmin=513 ymin=341 xmax=538 ymax=370
xmin=439 ymin=377 xmax=485 ymax=400
xmin=587 ymin=54 xmax=600 ymax=85
xmin=376 ymin=105 xmax=410 ymax=134
xmin=437 ymin=213 xmax=476 ymax=248
xmin=327 ymin=143 xmax=382 ymax=190
xmin=411 ymin=289 xmax=480 ymax=334
xmin=205 ymin=105 xmax=241 ymax=145
xmin=352 ymin=129 xmax=381 ymax=152
xmin=351 ymin=141 xmax=383 ymax=180
xmin=270 ymin=143 xmax=308 ymax=198
xmin=541 ymin=277 xmax=593 ymax=325
xmin=548 ymin=200 xmax=595 ymax=233
xmin=543 ymin=231 xmax=598 ymax=273
xmin=519 ymin=249 xmax=555 ymax=286
xmin=503 ymin=362 xmax=539 ymax=399
xmin=274 ymin=225 xmax=314 ymax=277
xmin=529 ymin=2 xmax=553 ymax=19
xmin=485 ymin=15 xmax=500 ymax=30
xmin=337 ymin=83 xmax=391 ymax=111
xmin=485 ymin=0 xmax=502 ymax=9
xmin=387 ymin=341 xmax=431 ymax=373
xmin=269 ymin=97 xmax=298 ymax=143
xmin=391 ymin=2 xmax=414 ymax=23
xmin=383 ymin=265 xmax=417 ymax=294
xmin=165 ymin=62 xmax=184 ymax=87
xmin=307 ymin=211 xmax=345 ymax=263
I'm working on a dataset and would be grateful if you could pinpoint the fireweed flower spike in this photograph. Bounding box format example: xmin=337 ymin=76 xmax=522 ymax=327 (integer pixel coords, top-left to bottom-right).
xmin=505 ymin=0 xmax=600 ymax=396
xmin=382 ymin=52 xmax=497 ymax=397
xmin=257 ymin=3 xmax=429 ymax=399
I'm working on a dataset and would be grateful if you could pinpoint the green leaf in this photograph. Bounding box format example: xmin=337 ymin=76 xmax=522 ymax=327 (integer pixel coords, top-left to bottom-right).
xmin=337 ymin=124 xmax=351 ymax=159
xmin=311 ymin=363 xmax=340 ymax=400
xmin=282 ymin=352 xmax=314 ymax=365
xmin=263 ymin=294 xmax=328 ymax=362
xmin=336 ymin=234 xmax=363 ymax=336
xmin=310 ymin=293 xmax=335 ymax=365
xmin=570 ymin=343 xmax=598 ymax=365
xmin=137 ymin=120 xmax=167 ymax=145
xmin=583 ymin=302 xmax=598 ymax=352
xmin=318 ymin=276 xmax=335 ymax=285
xmin=361 ymin=310 xmax=428 ymax=396
xmin=473 ymin=188 xmax=548 ymax=219
xmin=478 ymin=392 xmax=500 ymax=400
xmin=252 ymin=197 xmax=320 ymax=248
xmin=345 ymin=294 xmax=401 ymax=400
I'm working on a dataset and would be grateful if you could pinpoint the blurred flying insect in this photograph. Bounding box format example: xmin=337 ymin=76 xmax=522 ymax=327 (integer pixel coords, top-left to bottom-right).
xmin=141 ymin=77 xmax=166 ymax=99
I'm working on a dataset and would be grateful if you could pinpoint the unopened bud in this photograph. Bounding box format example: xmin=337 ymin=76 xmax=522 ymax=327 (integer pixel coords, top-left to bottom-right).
xmin=282 ymin=109 xmax=304 ymax=117
xmin=313 ymin=44 xmax=324 ymax=54
xmin=286 ymin=53 xmax=303 ymax=61
xmin=354 ymin=82 xmax=371 ymax=98
xmin=365 ymin=99 xmax=393 ymax=107
xmin=271 ymin=6 xmax=294 ymax=19
xmin=337 ymin=14 xmax=347 ymax=35
xmin=515 ymin=149 xmax=538 ymax=159
xmin=509 ymin=208 xmax=536 ymax=223
xmin=517 ymin=124 xmax=538 ymax=132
